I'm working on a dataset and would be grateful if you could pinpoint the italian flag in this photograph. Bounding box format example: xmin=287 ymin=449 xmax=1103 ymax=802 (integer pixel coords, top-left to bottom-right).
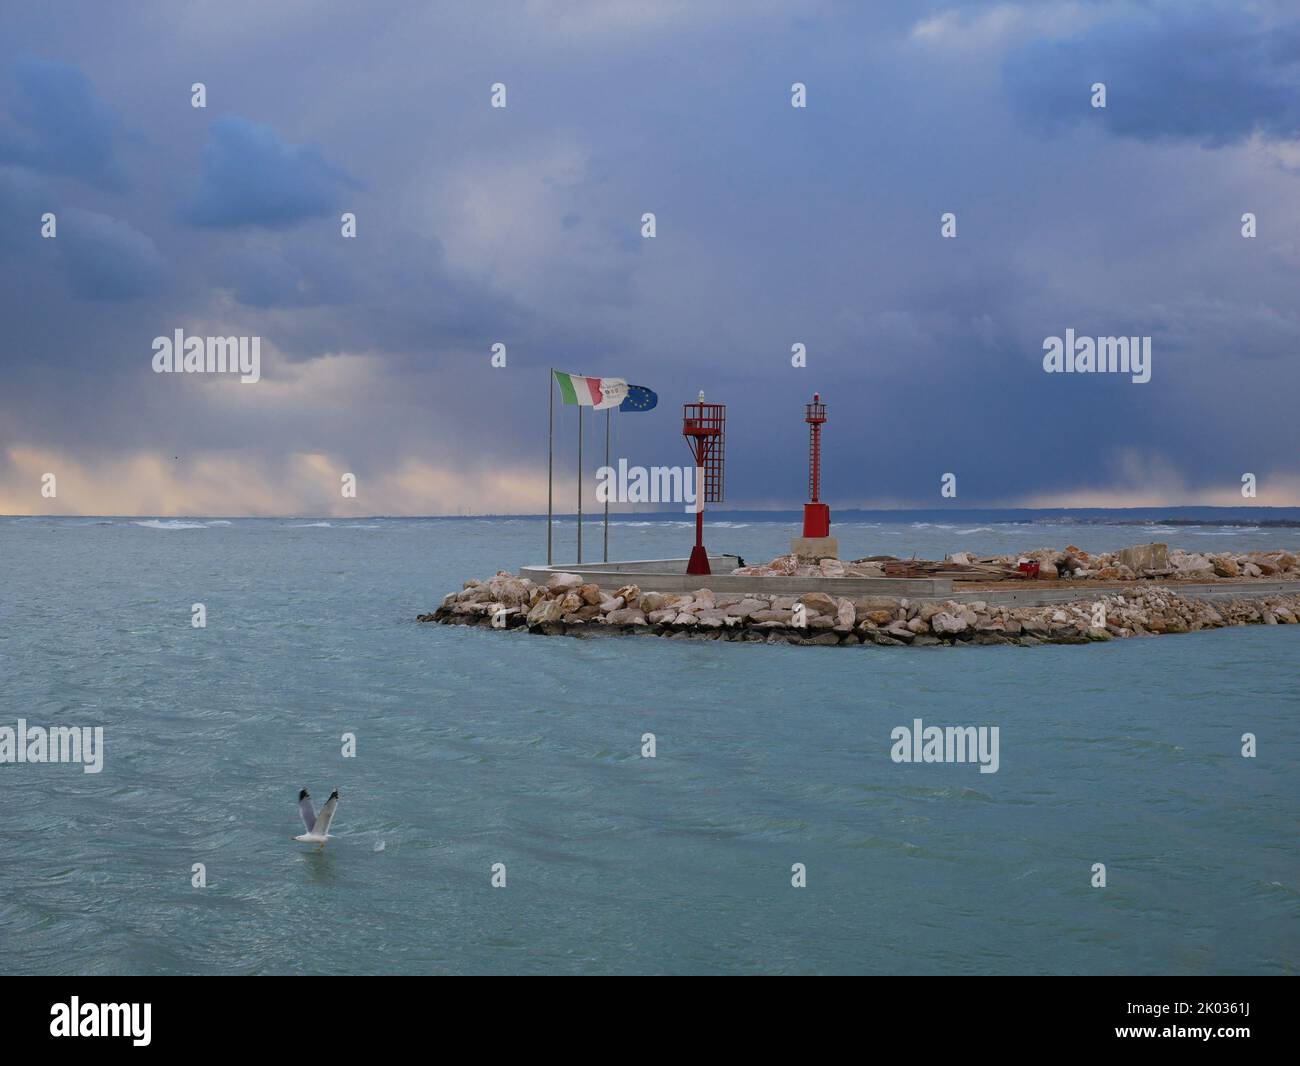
xmin=554 ymin=370 xmax=628 ymax=410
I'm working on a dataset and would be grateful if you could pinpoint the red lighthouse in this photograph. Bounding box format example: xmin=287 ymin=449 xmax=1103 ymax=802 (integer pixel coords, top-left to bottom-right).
xmin=682 ymin=393 xmax=726 ymax=575
xmin=792 ymin=393 xmax=837 ymax=560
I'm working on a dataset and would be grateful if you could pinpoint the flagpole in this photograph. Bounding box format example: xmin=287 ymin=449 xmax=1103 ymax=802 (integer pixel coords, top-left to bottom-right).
xmin=603 ymin=407 xmax=611 ymax=562
xmin=547 ymin=368 xmax=554 ymax=566
xmin=577 ymin=405 xmax=583 ymax=564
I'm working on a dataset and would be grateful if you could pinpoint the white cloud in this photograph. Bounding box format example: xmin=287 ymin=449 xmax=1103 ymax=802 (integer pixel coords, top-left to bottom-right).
xmin=433 ymin=139 xmax=593 ymax=286
xmin=0 ymin=444 xmax=552 ymax=516
xmin=521 ymin=0 xmax=823 ymax=40
xmin=911 ymin=3 xmax=1097 ymax=49
xmin=1012 ymin=447 xmax=1300 ymax=508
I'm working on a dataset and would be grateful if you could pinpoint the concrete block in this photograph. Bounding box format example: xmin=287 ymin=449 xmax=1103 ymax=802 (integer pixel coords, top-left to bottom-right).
xmin=791 ymin=536 xmax=838 ymax=560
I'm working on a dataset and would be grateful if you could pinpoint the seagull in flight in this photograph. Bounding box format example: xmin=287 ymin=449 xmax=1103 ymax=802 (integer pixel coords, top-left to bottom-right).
xmin=294 ymin=788 xmax=339 ymax=848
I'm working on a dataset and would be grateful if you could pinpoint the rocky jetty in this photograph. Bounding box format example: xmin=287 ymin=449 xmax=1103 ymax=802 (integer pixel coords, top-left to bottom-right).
xmin=420 ymin=567 xmax=1300 ymax=647
xmin=733 ymin=543 xmax=1299 ymax=582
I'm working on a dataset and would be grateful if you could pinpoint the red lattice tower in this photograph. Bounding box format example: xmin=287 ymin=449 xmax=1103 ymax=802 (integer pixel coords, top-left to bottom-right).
xmin=682 ymin=395 xmax=725 ymax=576
xmin=802 ymin=393 xmax=829 ymax=538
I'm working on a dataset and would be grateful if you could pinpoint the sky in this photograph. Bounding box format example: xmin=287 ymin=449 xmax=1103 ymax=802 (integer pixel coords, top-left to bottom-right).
xmin=0 ymin=0 xmax=1298 ymax=516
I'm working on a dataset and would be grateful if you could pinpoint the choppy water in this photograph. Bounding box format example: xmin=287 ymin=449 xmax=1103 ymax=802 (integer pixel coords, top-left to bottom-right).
xmin=1 ymin=514 xmax=1297 ymax=975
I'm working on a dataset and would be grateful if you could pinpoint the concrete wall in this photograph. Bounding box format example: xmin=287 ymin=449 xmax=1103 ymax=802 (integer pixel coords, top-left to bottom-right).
xmin=530 ymin=556 xmax=743 ymax=576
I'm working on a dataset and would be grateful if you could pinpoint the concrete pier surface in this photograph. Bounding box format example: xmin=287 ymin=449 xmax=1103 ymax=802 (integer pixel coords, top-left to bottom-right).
xmin=520 ymin=558 xmax=1300 ymax=606
xmin=520 ymin=557 xmax=955 ymax=598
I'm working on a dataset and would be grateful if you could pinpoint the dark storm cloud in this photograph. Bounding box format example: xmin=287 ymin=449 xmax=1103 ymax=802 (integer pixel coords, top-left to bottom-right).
xmin=0 ymin=169 xmax=163 ymax=301
xmin=0 ymin=0 xmax=1297 ymax=512
xmin=1003 ymin=4 xmax=1300 ymax=147
xmin=57 ymin=208 xmax=166 ymax=300
xmin=214 ymin=244 xmax=319 ymax=309
xmin=0 ymin=165 xmax=46 ymax=253
xmin=180 ymin=116 xmax=362 ymax=229
xmin=0 ymin=58 xmax=127 ymax=190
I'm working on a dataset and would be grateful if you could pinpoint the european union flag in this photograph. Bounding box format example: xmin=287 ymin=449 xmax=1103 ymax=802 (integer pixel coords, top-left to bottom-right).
xmin=619 ymin=385 xmax=658 ymax=412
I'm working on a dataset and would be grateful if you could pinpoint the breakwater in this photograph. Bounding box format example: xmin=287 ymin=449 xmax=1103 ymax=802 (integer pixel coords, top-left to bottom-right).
xmin=421 ymin=566 xmax=1300 ymax=647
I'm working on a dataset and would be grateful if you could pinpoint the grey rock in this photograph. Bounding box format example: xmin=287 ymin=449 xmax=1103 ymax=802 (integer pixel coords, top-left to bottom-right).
xmin=931 ymin=611 xmax=968 ymax=636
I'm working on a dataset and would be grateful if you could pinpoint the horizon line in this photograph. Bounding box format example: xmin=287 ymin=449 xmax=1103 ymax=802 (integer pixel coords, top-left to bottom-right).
xmin=4 ymin=504 xmax=1299 ymax=521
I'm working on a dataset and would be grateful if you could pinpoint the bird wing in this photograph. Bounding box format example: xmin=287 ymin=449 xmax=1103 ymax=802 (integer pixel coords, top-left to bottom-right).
xmin=298 ymin=790 xmax=316 ymax=832
xmin=313 ymin=790 xmax=339 ymax=837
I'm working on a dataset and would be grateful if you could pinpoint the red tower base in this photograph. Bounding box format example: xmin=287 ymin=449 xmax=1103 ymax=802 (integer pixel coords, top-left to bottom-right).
xmin=802 ymin=502 xmax=830 ymax=538
xmin=687 ymin=544 xmax=711 ymax=575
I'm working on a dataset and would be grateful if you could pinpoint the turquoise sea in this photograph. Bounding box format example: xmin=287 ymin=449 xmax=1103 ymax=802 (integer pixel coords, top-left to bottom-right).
xmin=1 ymin=512 xmax=1297 ymax=975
